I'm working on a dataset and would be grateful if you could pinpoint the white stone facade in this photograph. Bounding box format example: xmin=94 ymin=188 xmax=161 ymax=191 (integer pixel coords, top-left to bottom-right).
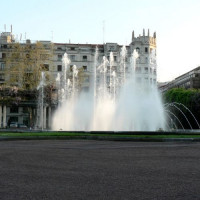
xmin=0 ymin=29 xmax=157 ymax=128
xmin=52 ymin=30 xmax=157 ymax=89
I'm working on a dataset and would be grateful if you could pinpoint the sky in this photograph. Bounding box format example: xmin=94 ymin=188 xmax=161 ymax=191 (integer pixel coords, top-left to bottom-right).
xmin=1 ymin=0 xmax=200 ymax=82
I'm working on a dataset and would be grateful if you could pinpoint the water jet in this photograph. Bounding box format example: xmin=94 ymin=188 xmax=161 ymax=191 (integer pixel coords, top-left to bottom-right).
xmin=52 ymin=46 xmax=166 ymax=131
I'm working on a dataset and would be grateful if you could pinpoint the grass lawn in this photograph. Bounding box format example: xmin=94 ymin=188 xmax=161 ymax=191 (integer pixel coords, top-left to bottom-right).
xmin=0 ymin=131 xmax=200 ymax=139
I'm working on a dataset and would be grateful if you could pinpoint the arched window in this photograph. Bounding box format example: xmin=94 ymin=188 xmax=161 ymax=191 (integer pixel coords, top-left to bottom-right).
xmin=136 ymin=47 xmax=140 ymax=53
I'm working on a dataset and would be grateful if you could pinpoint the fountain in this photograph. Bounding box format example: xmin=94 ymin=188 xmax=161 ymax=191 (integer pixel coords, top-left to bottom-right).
xmin=36 ymin=72 xmax=45 ymax=130
xmin=164 ymin=102 xmax=200 ymax=130
xmin=52 ymin=45 xmax=166 ymax=131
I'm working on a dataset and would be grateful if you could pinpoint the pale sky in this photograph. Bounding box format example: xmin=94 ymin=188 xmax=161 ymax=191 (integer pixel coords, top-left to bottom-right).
xmin=1 ymin=0 xmax=200 ymax=82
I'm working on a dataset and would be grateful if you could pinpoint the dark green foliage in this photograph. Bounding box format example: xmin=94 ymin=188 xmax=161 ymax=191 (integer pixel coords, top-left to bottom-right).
xmin=164 ymin=88 xmax=200 ymax=107
xmin=164 ymin=88 xmax=200 ymax=129
xmin=0 ymin=88 xmax=37 ymax=105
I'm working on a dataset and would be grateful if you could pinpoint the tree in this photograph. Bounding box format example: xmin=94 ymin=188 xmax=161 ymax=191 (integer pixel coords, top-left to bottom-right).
xmin=4 ymin=41 xmax=54 ymax=90
xmin=2 ymin=41 xmax=55 ymax=128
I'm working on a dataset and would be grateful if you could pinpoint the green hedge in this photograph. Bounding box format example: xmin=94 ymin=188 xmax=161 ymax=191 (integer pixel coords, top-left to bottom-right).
xmin=164 ymin=88 xmax=200 ymax=129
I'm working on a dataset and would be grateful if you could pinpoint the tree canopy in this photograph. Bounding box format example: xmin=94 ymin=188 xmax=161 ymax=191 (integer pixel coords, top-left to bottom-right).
xmin=4 ymin=41 xmax=53 ymax=90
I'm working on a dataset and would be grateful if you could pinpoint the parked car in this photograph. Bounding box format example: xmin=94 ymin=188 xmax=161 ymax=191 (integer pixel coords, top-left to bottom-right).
xmin=9 ymin=122 xmax=18 ymax=128
xmin=18 ymin=124 xmax=28 ymax=128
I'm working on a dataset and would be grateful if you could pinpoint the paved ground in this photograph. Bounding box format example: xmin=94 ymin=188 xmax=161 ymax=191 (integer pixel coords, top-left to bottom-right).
xmin=0 ymin=140 xmax=200 ymax=200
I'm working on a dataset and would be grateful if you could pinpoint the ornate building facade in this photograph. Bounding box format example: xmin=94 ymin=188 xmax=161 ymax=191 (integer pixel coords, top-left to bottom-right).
xmin=0 ymin=29 xmax=157 ymax=128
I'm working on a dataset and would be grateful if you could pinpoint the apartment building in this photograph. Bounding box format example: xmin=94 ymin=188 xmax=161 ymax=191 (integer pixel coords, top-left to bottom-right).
xmin=53 ymin=29 xmax=157 ymax=87
xmin=0 ymin=29 xmax=157 ymax=128
xmin=159 ymin=66 xmax=200 ymax=93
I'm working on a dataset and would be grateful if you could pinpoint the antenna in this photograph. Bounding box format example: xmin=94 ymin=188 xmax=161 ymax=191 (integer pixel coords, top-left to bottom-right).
xmin=25 ymin=32 xmax=26 ymax=40
xmin=51 ymin=31 xmax=53 ymax=42
xmin=103 ymin=20 xmax=105 ymax=44
xmin=4 ymin=24 xmax=6 ymax=32
xmin=10 ymin=25 xmax=13 ymax=41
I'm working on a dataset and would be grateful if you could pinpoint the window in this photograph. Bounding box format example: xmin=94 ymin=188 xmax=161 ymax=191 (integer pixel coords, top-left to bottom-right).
xmin=82 ymin=87 xmax=89 ymax=92
xmin=2 ymin=53 xmax=6 ymax=59
xmin=23 ymin=107 xmax=29 ymax=113
xmin=145 ymin=47 xmax=148 ymax=53
xmin=107 ymin=76 xmax=110 ymax=83
xmin=57 ymin=47 xmax=62 ymax=50
xmin=23 ymin=116 xmax=29 ymax=126
xmin=83 ymin=55 xmax=87 ymax=61
xmin=57 ymin=65 xmax=62 ymax=71
xmin=58 ymin=54 xmax=62 ymax=61
xmin=0 ymin=74 xmax=4 ymax=81
xmin=9 ymin=116 xmax=18 ymax=122
xmin=10 ymin=107 xmax=18 ymax=113
xmin=70 ymin=65 xmax=73 ymax=72
xmin=135 ymin=67 xmax=141 ymax=72
xmin=107 ymin=66 xmax=110 ymax=73
xmin=81 ymin=48 xmax=89 ymax=51
xmin=114 ymin=56 xmax=117 ymax=62
xmin=83 ymin=66 xmax=87 ymax=71
xmin=109 ymin=46 xmax=115 ymax=51
xmin=136 ymin=47 xmax=140 ymax=53
xmin=145 ymin=57 xmax=148 ymax=64
xmin=1 ymin=44 xmax=8 ymax=48
xmin=0 ymin=63 xmax=5 ymax=71
xmin=70 ymin=55 xmax=75 ymax=61
xmin=112 ymin=66 xmax=117 ymax=72
xmin=70 ymin=47 xmax=75 ymax=50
